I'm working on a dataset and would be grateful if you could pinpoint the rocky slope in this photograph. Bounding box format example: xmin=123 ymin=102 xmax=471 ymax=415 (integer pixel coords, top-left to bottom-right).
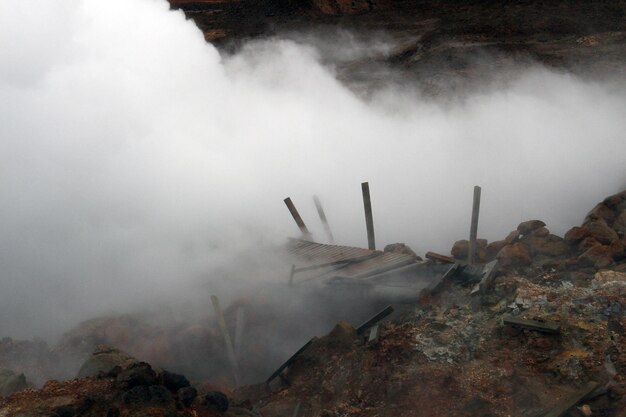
xmin=1 ymin=190 xmax=625 ymax=416
xmin=168 ymin=0 xmax=626 ymax=92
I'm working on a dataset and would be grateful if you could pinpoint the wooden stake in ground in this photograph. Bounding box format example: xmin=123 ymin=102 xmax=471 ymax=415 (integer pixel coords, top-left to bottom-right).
xmin=361 ymin=182 xmax=376 ymax=250
xmin=284 ymin=197 xmax=312 ymax=240
xmin=210 ymin=295 xmax=240 ymax=385
xmin=313 ymin=195 xmax=335 ymax=244
xmin=468 ymin=185 xmax=482 ymax=264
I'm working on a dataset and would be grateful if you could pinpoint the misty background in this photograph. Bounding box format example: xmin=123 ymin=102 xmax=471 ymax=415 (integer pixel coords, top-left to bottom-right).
xmin=1 ymin=0 xmax=625 ymax=349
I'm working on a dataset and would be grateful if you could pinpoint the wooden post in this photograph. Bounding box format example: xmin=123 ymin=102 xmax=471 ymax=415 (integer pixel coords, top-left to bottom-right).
xmin=468 ymin=186 xmax=481 ymax=264
xmin=210 ymin=295 xmax=239 ymax=385
xmin=313 ymin=195 xmax=335 ymax=244
xmin=284 ymin=197 xmax=312 ymax=240
xmin=234 ymin=306 xmax=245 ymax=360
xmin=361 ymin=182 xmax=376 ymax=250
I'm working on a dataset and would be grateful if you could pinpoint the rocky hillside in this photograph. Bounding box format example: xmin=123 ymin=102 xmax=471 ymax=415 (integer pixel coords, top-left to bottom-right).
xmin=168 ymin=0 xmax=626 ymax=91
xmin=1 ymin=190 xmax=625 ymax=416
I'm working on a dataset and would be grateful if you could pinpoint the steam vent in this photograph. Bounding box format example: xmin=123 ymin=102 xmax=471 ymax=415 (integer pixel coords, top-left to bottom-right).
xmin=1 ymin=0 xmax=626 ymax=416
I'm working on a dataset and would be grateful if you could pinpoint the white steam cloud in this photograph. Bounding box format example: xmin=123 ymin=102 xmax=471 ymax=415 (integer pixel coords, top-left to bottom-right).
xmin=1 ymin=0 xmax=625 ymax=340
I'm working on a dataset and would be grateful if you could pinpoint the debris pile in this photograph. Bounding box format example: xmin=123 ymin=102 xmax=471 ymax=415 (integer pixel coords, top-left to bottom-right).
xmin=450 ymin=190 xmax=626 ymax=272
xmin=1 ymin=190 xmax=625 ymax=416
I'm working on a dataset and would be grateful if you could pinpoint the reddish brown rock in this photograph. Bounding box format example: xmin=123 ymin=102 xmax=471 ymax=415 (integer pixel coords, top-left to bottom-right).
xmin=504 ymin=230 xmax=520 ymax=244
xmin=384 ymin=243 xmax=419 ymax=258
xmin=613 ymin=209 xmax=626 ymax=237
xmin=486 ymin=240 xmax=507 ymax=261
xmin=537 ymin=236 xmax=570 ymax=257
xmin=529 ymin=227 xmax=550 ymax=238
xmin=311 ymin=0 xmax=372 ymax=15
xmin=564 ymin=226 xmax=591 ymax=244
xmin=517 ymin=220 xmax=546 ymax=236
xmin=496 ymin=243 xmax=532 ymax=267
xmin=451 ymin=239 xmax=486 ymax=262
xmin=584 ymin=203 xmax=617 ymax=225
xmin=586 ymin=220 xmax=619 ymax=245
xmin=603 ymin=189 xmax=626 ymax=209
xmin=609 ymin=238 xmax=625 ymax=261
xmin=578 ymin=245 xmax=614 ymax=269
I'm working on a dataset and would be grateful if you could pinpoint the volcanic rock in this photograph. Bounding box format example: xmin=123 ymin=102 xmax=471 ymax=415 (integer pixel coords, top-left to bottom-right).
xmin=384 ymin=243 xmax=419 ymax=258
xmin=77 ymin=345 xmax=138 ymax=378
xmin=204 ymin=391 xmax=229 ymax=412
xmin=585 ymin=220 xmax=619 ymax=245
xmin=0 ymin=369 xmax=28 ymax=397
xmin=327 ymin=321 xmax=357 ymax=349
xmin=115 ymin=362 xmax=157 ymax=389
xmin=177 ymin=386 xmax=197 ymax=408
xmin=517 ymin=220 xmax=546 ymax=236
xmin=564 ymin=226 xmax=591 ymax=244
xmin=578 ymin=245 xmax=614 ymax=269
xmin=122 ymin=384 xmax=173 ymax=405
xmin=504 ymin=230 xmax=521 ymax=244
xmin=486 ymin=240 xmax=507 ymax=261
xmin=614 ymin=209 xmax=626 ymax=237
xmin=585 ymin=202 xmax=618 ymax=225
xmin=496 ymin=243 xmax=532 ymax=267
xmin=159 ymin=369 xmax=190 ymax=392
xmin=451 ymin=239 xmax=487 ymax=262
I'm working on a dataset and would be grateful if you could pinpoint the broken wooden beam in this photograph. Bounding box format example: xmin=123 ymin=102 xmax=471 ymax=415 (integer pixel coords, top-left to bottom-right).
xmin=503 ymin=316 xmax=560 ymax=334
xmin=425 ymin=251 xmax=467 ymax=265
xmin=538 ymin=381 xmax=599 ymax=417
xmin=356 ymin=305 xmax=394 ymax=336
xmin=313 ymin=195 xmax=335 ymax=244
xmin=468 ymin=185 xmax=481 ymax=264
xmin=211 ymin=295 xmax=240 ymax=385
xmin=426 ymin=262 xmax=460 ymax=294
xmin=266 ymin=338 xmax=315 ymax=384
xmin=361 ymin=182 xmax=376 ymax=250
xmin=284 ymin=197 xmax=312 ymax=240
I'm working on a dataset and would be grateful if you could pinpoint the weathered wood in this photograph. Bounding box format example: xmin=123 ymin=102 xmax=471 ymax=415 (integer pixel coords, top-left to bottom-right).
xmin=211 ymin=295 xmax=240 ymax=385
xmin=313 ymin=195 xmax=335 ymax=244
xmin=361 ymin=182 xmax=376 ymax=250
xmin=288 ymin=264 xmax=296 ymax=286
xmin=425 ymin=251 xmax=467 ymax=265
xmin=503 ymin=316 xmax=561 ymax=334
xmin=539 ymin=381 xmax=599 ymax=417
xmin=473 ymin=260 xmax=499 ymax=296
xmin=292 ymin=401 xmax=302 ymax=417
xmin=284 ymin=197 xmax=312 ymax=239
xmin=356 ymin=305 xmax=394 ymax=336
xmin=468 ymin=185 xmax=482 ymax=264
xmin=266 ymin=338 xmax=315 ymax=384
xmin=234 ymin=306 xmax=245 ymax=360
xmin=368 ymin=324 xmax=380 ymax=342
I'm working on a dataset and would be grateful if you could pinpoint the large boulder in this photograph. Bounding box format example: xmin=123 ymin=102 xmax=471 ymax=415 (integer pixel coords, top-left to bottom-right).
xmin=578 ymin=245 xmax=614 ymax=269
xmin=613 ymin=209 xmax=626 ymax=237
xmin=0 ymin=369 xmax=28 ymax=396
xmin=384 ymin=243 xmax=419 ymax=258
xmin=585 ymin=220 xmax=619 ymax=245
xmin=564 ymin=226 xmax=591 ymax=245
xmin=77 ymin=345 xmax=138 ymax=378
xmin=451 ymin=239 xmax=487 ymax=262
xmin=517 ymin=220 xmax=546 ymax=236
xmin=496 ymin=243 xmax=532 ymax=267
xmin=584 ymin=203 xmax=618 ymax=225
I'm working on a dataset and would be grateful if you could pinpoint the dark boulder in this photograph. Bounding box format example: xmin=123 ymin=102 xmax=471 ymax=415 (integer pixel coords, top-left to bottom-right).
xmin=204 ymin=391 xmax=229 ymax=412
xmin=177 ymin=386 xmax=198 ymax=408
xmin=159 ymin=370 xmax=190 ymax=392
xmin=116 ymin=362 xmax=157 ymax=389
xmin=517 ymin=220 xmax=546 ymax=236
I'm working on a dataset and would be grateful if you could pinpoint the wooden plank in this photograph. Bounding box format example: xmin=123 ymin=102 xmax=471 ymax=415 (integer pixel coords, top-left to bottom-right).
xmin=211 ymin=295 xmax=240 ymax=385
xmin=479 ymin=260 xmax=499 ymax=295
xmin=356 ymin=305 xmax=394 ymax=336
xmin=266 ymin=338 xmax=315 ymax=384
xmin=314 ymin=195 xmax=335 ymax=244
xmin=539 ymin=381 xmax=599 ymax=417
xmin=361 ymin=182 xmax=376 ymax=250
xmin=368 ymin=324 xmax=380 ymax=342
xmin=503 ymin=316 xmax=560 ymax=334
xmin=284 ymin=197 xmax=312 ymax=240
xmin=468 ymin=185 xmax=482 ymax=264
xmin=425 ymin=251 xmax=467 ymax=265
